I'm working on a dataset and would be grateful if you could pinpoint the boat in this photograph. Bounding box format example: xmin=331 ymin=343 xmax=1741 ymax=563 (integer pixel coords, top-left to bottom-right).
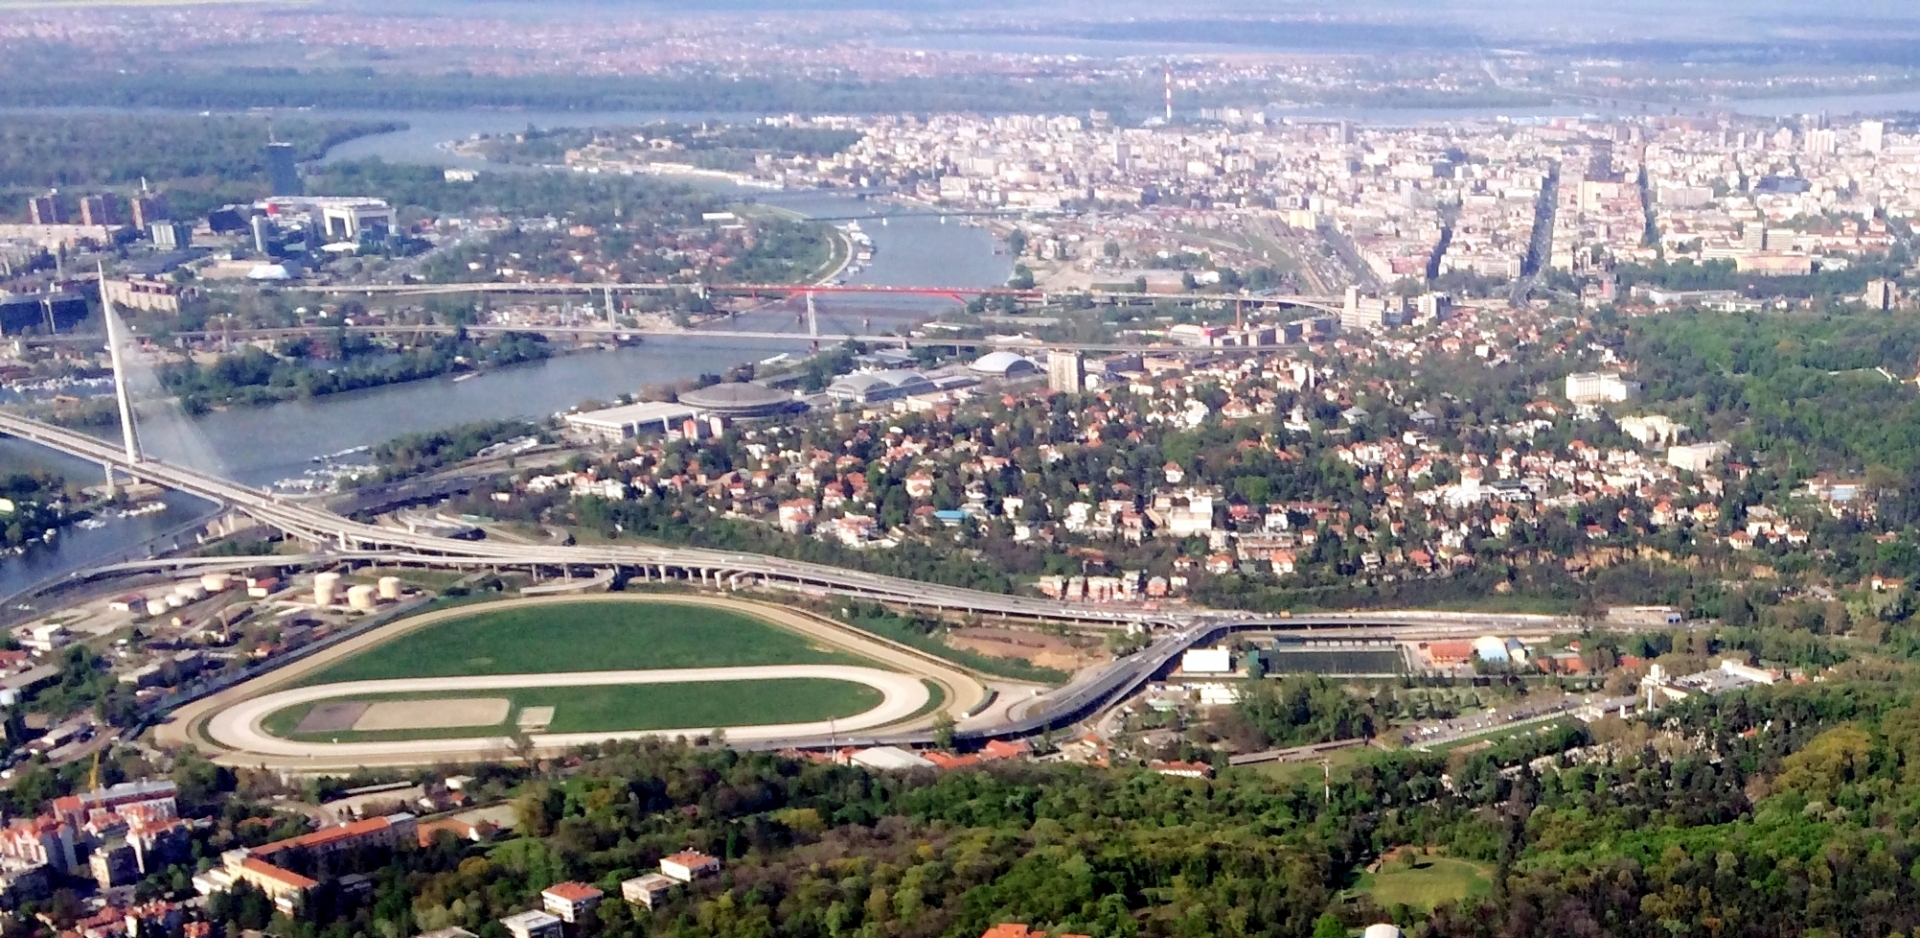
xmin=313 ymin=445 xmax=371 ymax=463
xmin=453 ymin=372 xmax=479 ymax=383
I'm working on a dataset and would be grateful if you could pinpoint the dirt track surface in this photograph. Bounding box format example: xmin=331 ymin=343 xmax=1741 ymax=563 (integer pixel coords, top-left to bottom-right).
xmin=159 ymin=593 xmax=986 ymax=769
xmin=207 ymin=665 xmax=928 ymax=759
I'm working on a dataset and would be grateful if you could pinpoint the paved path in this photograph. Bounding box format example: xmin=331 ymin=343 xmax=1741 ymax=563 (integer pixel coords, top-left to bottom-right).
xmin=207 ymin=664 xmax=929 ymax=760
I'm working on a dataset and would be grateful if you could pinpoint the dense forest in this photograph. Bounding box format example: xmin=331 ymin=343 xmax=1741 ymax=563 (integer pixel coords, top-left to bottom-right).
xmin=0 ymin=69 xmax=1219 ymax=117
xmin=74 ymin=665 xmax=1920 ymax=938
xmin=157 ymin=331 xmax=550 ymax=411
xmin=0 ymin=115 xmax=399 ymax=219
xmin=306 ymin=160 xmax=722 ymax=225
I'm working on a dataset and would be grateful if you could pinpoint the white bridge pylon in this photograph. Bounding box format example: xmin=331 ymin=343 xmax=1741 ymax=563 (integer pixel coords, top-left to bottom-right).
xmin=98 ymin=267 xmax=143 ymax=479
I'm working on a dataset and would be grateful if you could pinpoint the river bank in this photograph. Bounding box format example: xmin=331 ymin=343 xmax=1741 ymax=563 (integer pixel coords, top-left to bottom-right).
xmin=0 ymin=105 xmax=1011 ymax=593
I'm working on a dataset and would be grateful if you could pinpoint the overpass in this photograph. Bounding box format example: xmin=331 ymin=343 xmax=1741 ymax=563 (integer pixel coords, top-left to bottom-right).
xmin=0 ymin=410 xmax=1166 ymax=628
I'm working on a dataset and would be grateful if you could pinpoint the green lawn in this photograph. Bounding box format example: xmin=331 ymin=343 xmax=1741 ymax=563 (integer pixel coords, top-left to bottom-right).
xmin=298 ymin=600 xmax=860 ymax=685
xmin=263 ymin=678 xmax=884 ymax=743
xmin=1247 ymin=744 xmax=1370 ymax=785
xmin=1350 ymin=856 xmax=1493 ymax=910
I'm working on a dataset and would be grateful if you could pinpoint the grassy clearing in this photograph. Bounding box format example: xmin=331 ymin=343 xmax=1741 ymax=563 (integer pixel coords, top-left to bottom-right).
xmin=298 ymin=600 xmax=861 ymax=685
xmin=262 ymin=678 xmax=884 ymax=743
xmin=1424 ymin=717 xmax=1575 ymax=753
xmin=1350 ymin=855 xmax=1494 ymax=910
xmin=1246 ymin=744 xmax=1371 ymax=785
xmin=837 ymin=608 xmax=1070 ymax=685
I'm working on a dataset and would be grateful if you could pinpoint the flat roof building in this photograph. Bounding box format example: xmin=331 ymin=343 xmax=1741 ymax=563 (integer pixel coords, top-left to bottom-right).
xmin=564 ymin=402 xmax=699 ymax=442
xmin=622 ymin=873 xmax=677 ymax=909
xmin=500 ymin=910 xmax=563 ymax=938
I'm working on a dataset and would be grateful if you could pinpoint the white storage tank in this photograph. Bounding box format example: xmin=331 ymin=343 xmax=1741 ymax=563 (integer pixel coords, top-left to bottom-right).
xmin=346 ymin=584 xmax=378 ymax=612
xmin=200 ymin=573 xmax=231 ymax=592
xmin=313 ymin=572 xmax=342 ymax=607
xmin=1365 ymin=925 xmax=1402 ymax=938
xmin=173 ymin=583 xmax=207 ymax=603
xmin=144 ymin=598 xmax=169 ymax=618
xmin=164 ymin=593 xmax=187 ymax=609
xmin=377 ymin=576 xmax=402 ymax=600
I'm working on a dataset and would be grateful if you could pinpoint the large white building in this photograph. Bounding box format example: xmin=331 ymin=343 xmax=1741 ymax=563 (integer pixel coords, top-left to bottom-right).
xmin=1666 ymin=441 xmax=1730 ymax=473
xmin=1564 ymin=371 xmax=1637 ymax=404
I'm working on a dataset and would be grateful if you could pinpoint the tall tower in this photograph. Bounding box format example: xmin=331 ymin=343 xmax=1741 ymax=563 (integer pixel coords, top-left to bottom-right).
xmin=263 ymin=139 xmax=300 ymax=197
xmin=1048 ymin=350 xmax=1084 ymax=394
xmin=98 ymin=270 xmax=142 ymax=464
xmin=1164 ymin=62 xmax=1173 ymax=123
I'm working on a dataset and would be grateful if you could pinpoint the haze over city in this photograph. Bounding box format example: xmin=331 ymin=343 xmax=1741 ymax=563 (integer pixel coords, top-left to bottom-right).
xmin=0 ymin=4 xmax=1916 ymax=938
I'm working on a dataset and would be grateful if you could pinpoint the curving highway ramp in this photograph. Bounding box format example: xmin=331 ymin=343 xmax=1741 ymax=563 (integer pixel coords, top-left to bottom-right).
xmin=207 ymin=665 xmax=929 ymax=761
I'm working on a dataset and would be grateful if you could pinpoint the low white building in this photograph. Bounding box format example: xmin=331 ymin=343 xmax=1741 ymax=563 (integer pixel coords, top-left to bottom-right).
xmin=499 ymin=910 xmax=563 ymax=938
xmin=659 ymin=850 xmax=722 ymax=883
xmin=1667 ymin=441 xmax=1730 ymax=473
xmin=1181 ymin=647 xmax=1233 ymax=674
xmin=622 ymin=873 xmax=677 ymax=909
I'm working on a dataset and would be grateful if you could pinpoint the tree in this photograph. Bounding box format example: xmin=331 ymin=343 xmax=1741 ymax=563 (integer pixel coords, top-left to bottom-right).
xmin=931 ymin=713 xmax=956 ymax=750
xmin=1313 ymin=912 xmax=1348 ymax=938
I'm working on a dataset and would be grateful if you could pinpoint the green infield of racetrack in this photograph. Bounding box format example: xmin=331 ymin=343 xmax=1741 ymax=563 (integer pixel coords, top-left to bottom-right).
xmin=295 ymin=599 xmax=863 ymax=686
xmin=260 ymin=679 xmax=886 ymax=744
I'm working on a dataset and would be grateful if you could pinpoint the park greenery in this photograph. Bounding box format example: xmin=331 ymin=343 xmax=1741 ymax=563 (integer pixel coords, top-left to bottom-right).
xmin=468 ymin=123 xmax=864 ymax=172
xmin=370 ymin=420 xmax=547 ymax=482
xmin=0 ymin=470 xmax=81 ymax=550
xmin=157 ymin=330 xmax=550 ymax=411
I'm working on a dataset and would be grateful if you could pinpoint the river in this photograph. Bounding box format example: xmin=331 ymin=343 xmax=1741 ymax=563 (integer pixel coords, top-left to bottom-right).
xmin=4 ymin=84 xmax=1916 ymax=595
xmin=1 ymin=108 xmax=1012 ymax=599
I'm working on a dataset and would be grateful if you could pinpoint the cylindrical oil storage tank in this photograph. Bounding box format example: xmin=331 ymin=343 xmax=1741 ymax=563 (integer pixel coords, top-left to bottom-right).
xmin=173 ymin=584 xmax=207 ymax=603
xmin=314 ymin=572 xmax=342 ymax=607
xmin=1365 ymin=925 xmax=1403 ymax=938
xmin=144 ymin=598 xmax=169 ymax=618
xmin=164 ymin=593 xmax=187 ymax=609
xmin=200 ymin=573 xmax=231 ymax=592
xmin=377 ymin=576 xmax=402 ymax=600
xmin=346 ymin=584 xmax=378 ymax=612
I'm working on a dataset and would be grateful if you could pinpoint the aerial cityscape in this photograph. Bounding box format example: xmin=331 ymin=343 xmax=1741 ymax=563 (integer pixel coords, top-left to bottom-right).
xmin=2 ymin=1 xmax=1920 ymax=936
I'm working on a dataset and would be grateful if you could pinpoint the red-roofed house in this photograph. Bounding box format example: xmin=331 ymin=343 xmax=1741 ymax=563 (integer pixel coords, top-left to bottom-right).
xmin=1149 ymin=760 xmax=1215 ymax=779
xmin=542 ymin=882 xmax=603 ymax=923
xmin=660 ymin=850 xmax=721 ymax=883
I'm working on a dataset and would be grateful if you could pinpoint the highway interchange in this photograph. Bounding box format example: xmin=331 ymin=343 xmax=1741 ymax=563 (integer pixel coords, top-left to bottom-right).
xmin=0 ymin=409 xmax=1579 ymax=753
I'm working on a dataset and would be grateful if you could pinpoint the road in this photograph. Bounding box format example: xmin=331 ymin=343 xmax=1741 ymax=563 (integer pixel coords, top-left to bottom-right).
xmin=2 ymin=409 xmax=1586 ymax=752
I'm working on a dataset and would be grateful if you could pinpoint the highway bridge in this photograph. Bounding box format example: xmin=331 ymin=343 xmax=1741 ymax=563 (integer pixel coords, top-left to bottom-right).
xmin=290 ymin=279 xmax=1339 ymax=310
xmin=0 ymin=410 xmax=1167 ymax=628
xmin=34 ymin=322 xmax=1323 ymax=356
xmin=0 ymin=405 xmax=1582 ymax=742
